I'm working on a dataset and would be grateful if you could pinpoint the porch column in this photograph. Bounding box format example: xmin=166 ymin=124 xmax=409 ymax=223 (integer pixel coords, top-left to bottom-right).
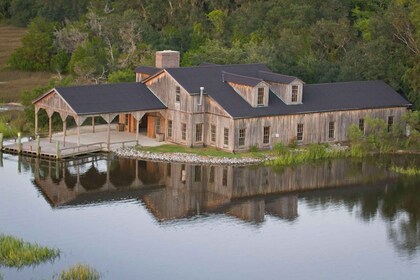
xmin=136 ymin=117 xmax=140 ymax=145
xmin=48 ymin=115 xmax=52 ymax=143
xmin=92 ymin=117 xmax=95 ymax=133
xmin=62 ymin=119 xmax=67 ymax=147
xmin=107 ymin=114 xmax=111 ymax=151
xmin=77 ymin=116 xmax=81 ymax=146
xmin=34 ymin=107 xmax=38 ymax=136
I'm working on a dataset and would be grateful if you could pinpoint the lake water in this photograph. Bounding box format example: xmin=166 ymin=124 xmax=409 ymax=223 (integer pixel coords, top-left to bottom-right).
xmin=0 ymin=153 xmax=419 ymax=279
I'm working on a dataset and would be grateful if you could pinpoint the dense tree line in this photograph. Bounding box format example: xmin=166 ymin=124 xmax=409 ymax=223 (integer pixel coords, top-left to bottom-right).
xmin=1 ymin=0 xmax=419 ymax=108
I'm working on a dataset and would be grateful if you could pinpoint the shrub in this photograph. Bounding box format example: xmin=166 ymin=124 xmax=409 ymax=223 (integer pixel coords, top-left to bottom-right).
xmin=249 ymin=145 xmax=259 ymax=153
xmin=273 ymin=142 xmax=287 ymax=155
xmin=288 ymin=138 xmax=298 ymax=149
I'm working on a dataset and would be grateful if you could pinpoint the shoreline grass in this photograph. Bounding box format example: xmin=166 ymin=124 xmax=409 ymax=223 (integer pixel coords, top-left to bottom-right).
xmin=0 ymin=234 xmax=60 ymax=268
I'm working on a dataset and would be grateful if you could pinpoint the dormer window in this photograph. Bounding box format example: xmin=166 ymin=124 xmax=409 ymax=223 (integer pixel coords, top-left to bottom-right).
xmin=257 ymin=88 xmax=265 ymax=106
xmin=175 ymin=86 xmax=180 ymax=103
xmin=291 ymin=85 xmax=298 ymax=102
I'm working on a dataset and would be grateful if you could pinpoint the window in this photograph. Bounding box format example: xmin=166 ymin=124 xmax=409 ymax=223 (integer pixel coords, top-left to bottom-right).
xmin=155 ymin=117 xmax=160 ymax=133
xmin=194 ymin=166 xmax=202 ymax=182
xmin=388 ymin=116 xmax=394 ymax=132
xmin=263 ymin=126 xmax=270 ymax=144
xmin=328 ymin=121 xmax=335 ymax=139
xmin=211 ymin=125 xmax=216 ymax=142
xmin=167 ymin=120 xmax=172 ymax=138
xmin=257 ymin=87 xmax=264 ymax=106
xmin=359 ymin=118 xmax=365 ymax=133
xmin=181 ymin=123 xmax=186 ymax=141
xmin=175 ymin=86 xmax=180 ymax=103
xmin=238 ymin=128 xmax=245 ymax=146
xmin=297 ymin=123 xmax=303 ymax=142
xmin=224 ymin=128 xmax=229 ymax=146
xmin=209 ymin=166 xmax=215 ymax=183
xmin=292 ymin=85 xmax=298 ymax=102
xmin=222 ymin=168 xmax=228 ymax=186
xmin=196 ymin=123 xmax=203 ymax=142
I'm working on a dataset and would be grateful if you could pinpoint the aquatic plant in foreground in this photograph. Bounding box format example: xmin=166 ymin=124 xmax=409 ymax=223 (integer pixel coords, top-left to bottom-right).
xmin=390 ymin=166 xmax=420 ymax=176
xmin=0 ymin=234 xmax=60 ymax=268
xmin=55 ymin=264 xmax=101 ymax=280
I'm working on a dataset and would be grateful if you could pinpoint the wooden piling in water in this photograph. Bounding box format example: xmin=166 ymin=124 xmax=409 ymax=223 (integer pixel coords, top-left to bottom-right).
xmin=17 ymin=132 xmax=21 ymax=154
xmin=0 ymin=133 xmax=3 ymax=150
xmin=36 ymin=136 xmax=41 ymax=157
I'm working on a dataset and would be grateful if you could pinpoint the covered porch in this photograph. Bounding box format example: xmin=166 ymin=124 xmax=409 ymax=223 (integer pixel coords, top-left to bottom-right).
xmin=13 ymin=82 xmax=168 ymax=158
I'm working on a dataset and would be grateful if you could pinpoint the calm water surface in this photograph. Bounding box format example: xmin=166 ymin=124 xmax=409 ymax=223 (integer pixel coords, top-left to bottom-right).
xmin=0 ymin=153 xmax=419 ymax=280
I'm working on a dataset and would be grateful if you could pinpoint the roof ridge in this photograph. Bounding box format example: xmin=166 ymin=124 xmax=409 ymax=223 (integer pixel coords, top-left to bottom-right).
xmin=305 ymin=80 xmax=384 ymax=86
xmin=165 ymin=63 xmax=267 ymax=70
xmin=222 ymin=71 xmax=263 ymax=82
xmin=56 ymin=82 xmax=140 ymax=89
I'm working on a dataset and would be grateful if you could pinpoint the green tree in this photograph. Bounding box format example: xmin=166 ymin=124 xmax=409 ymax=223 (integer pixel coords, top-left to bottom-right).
xmin=8 ymin=17 xmax=55 ymax=71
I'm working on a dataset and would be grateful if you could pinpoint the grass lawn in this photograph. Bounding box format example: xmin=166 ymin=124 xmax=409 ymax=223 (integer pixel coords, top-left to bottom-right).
xmin=137 ymin=144 xmax=270 ymax=158
xmin=0 ymin=25 xmax=53 ymax=103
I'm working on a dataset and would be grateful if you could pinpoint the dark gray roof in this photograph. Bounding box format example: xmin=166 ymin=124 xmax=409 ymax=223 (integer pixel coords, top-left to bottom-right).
xmin=164 ymin=64 xmax=410 ymax=118
xmin=134 ymin=66 xmax=161 ymax=76
xmin=53 ymin=82 xmax=166 ymax=115
xmin=222 ymin=71 xmax=263 ymax=87
xmin=257 ymin=70 xmax=298 ymax=84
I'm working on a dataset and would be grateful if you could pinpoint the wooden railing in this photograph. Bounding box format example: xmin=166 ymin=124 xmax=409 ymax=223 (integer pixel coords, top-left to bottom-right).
xmin=59 ymin=142 xmax=106 ymax=156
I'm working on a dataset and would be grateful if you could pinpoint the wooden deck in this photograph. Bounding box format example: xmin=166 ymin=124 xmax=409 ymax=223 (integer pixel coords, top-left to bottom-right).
xmin=1 ymin=126 xmax=168 ymax=159
xmin=2 ymin=139 xmax=107 ymax=159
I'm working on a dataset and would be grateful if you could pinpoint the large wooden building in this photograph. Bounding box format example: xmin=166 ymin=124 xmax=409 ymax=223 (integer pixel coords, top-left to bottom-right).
xmin=35 ymin=50 xmax=411 ymax=152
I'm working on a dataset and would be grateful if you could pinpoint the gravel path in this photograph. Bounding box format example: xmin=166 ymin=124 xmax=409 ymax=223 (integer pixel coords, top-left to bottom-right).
xmin=113 ymin=146 xmax=265 ymax=165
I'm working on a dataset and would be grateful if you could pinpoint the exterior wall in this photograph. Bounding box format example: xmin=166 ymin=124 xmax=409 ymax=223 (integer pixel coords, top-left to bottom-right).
xmin=155 ymin=50 xmax=180 ymax=68
xmin=147 ymin=72 xmax=234 ymax=150
xmin=136 ymin=73 xmax=150 ymax=82
xmin=233 ymin=107 xmax=407 ymax=152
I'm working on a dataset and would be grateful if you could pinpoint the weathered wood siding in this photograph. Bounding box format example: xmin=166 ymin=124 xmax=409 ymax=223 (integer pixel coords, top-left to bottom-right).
xmin=268 ymin=80 xmax=303 ymax=105
xmin=228 ymin=81 xmax=269 ymax=107
xmin=146 ymin=71 xmax=233 ymax=149
xmin=233 ymin=107 xmax=407 ymax=151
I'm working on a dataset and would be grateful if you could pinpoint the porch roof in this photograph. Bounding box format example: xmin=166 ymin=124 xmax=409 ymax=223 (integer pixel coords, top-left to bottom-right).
xmin=34 ymin=82 xmax=166 ymax=116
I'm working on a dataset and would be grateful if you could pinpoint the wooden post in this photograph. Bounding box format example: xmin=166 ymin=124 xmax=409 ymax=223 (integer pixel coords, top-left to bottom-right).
xmin=34 ymin=110 xmax=38 ymax=137
xmin=107 ymin=116 xmax=111 ymax=151
xmin=36 ymin=135 xmax=41 ymax=157
xmin=48 ymin=116 xmax=52 ymax=143
xmin=0 ymin=133 xmax=3 ymax=150
xmin=17 ymin=132 xmax=22 ymax=154
xmin=136 ymin=117 xmax=140 ymax=145
xmin=77 ymin=117 xmax=81 ymax=146
xmin=56 ymin=141 xmax=60 ymax=159
xmin=92 ymin=117 xmax=95 ymax=133
xmin=62 ymin=119 xmax=66 ymax=147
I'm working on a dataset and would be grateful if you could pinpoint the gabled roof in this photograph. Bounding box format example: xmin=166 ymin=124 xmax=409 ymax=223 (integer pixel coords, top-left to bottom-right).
xmin=222 ymin=71 xmax=263 ymax=87
xmin=257 ymin=70 xmax=299 ymax=84
xmin=134 ymin=66 xmax=162 ymax=76
xmin=160 ymin=64 xmax=410 ymax=118
xmin=50 ymin=82 xmax=166 ymax=115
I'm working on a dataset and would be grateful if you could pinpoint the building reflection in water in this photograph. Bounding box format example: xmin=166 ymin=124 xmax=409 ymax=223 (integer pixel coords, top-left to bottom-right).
xmin=7 ymin=153 xmax=420 ymax=257
xmin=18 ymin=154 xmax=395 ymax=223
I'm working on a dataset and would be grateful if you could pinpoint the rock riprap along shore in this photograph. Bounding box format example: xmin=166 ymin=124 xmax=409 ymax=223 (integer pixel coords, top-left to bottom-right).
xmin=113 ymin=146 xmax=264 ymax=165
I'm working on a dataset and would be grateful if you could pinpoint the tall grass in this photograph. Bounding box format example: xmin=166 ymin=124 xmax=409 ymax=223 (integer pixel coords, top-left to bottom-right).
xmin=269 ymin=143 xmax=348 ymax=167
xmin=0 ymin=234 xmax=60 ymax=268
xmin=55 ymin=264 xmax=101 ymax=280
